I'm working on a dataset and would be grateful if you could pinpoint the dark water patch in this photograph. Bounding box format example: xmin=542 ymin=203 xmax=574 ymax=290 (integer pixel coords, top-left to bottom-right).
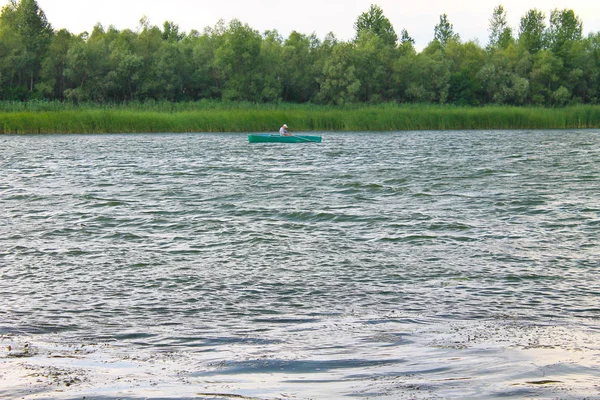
xmin=198 ymin=358 xmax=407 ymax=376
xmin=339 ymin=182 xmax=386 ymax=191
xmin=252 ymin=317 xmax=321 ymax=324
xmin=503 ymin=274 xmax=562 ymax=282
xmin=378 ymin=235 xmax=438 ymax=243
xmin=428 ymin=222 xmax=473 ymax=231
xmin=526 ymin=380 xmax=563 ymax=385
xmin=200 ymin=337 xmax=284 ymax=346
xmin=113 ymin=332 xmax=158 ymax=341
xmin=196 ymin=393 xmax=262 ymax=400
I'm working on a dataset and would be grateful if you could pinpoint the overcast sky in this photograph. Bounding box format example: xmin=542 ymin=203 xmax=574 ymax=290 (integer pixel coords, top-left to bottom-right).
xmin=3 ymin=0 xmax=600 ymax=49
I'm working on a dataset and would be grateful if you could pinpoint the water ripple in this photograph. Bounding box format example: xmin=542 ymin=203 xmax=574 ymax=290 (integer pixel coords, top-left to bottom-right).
xmin=1 ymin=130 xmax=600 ymax=398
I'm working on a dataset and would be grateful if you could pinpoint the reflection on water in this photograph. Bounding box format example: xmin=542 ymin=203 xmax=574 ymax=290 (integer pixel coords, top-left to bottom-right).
xmin=1 ymin=130 xmax=599 ymax=399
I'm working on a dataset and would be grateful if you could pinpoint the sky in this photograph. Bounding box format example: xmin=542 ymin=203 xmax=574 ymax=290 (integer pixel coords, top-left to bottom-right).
xmin=2 ymin=0 xmax=600 ymax=49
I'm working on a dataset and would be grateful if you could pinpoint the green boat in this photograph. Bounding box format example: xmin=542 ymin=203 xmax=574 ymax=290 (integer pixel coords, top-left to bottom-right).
xmin=248 ymin=134 xmax=322 ymax=143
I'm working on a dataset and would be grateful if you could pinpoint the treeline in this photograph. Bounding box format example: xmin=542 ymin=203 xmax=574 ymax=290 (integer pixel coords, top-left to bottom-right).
xmin=1 ymin=0 xmax=600 ymax=106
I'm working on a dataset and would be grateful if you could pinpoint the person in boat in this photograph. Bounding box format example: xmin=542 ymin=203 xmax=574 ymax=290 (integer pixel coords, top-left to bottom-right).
xmin=279 ymin=124 xmax=291 ymax=136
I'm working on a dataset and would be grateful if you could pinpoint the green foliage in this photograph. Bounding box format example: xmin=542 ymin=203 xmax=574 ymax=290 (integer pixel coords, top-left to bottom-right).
xmin=434 ymin=14 xmax=459 ymax=47
xmin=400 ymin=29 xmax=414 ymax=46
xmin=488 ymin=5 xmax=513 ymax=50
xmin=0 ymin=0 xmax=599 ymax=109
xmin=354 ymin=32 xmax=395 ymax=102
xmin=281 ymin=31 xmax=320 ymax=102
xmin=354 ymin=4 xmax=397 ymax=46
xmin=547 ymin=9 xmax=583 ymax=57
xmin=530 ymin=50 xmax=563 ymax=105
xmin=214 ymin=20 xmax=263 ymax=101
xmin=1 ymin=101 xmax=599 ymax=133
xmin=518 ymin=9 xmax=546 ymax=54
xmin=315 ymin=43 xmax=360 ymax=105
xmin=162 ymin=21 xmax=184 ymax=43
xmin=39 ymin=29 xmax=73 ymax=99
xmin=0 ymin=0 xmax=52 ymax=95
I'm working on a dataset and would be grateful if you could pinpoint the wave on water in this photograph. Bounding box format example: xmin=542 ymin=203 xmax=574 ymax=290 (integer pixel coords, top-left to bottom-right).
xmin=1 ymin=130 xmax=599 ymax=399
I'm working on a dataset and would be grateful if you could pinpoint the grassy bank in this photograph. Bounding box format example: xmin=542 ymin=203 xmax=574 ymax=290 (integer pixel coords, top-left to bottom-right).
xmin=1 ymin=101 xmax=600 ymax=133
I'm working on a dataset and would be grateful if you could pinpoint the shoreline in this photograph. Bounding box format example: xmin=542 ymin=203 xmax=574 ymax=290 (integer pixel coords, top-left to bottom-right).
xmin=1 ymin=103 xmax=599 ymax=134
xmin=2 ymin=318 xmax=599 ymax=399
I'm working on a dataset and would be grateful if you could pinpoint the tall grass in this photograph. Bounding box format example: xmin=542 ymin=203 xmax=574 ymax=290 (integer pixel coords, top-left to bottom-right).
xmin=1 ymin=102 xmax=599 ymax=133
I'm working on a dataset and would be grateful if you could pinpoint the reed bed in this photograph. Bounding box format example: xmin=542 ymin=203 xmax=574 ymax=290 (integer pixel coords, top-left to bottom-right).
xmin=1 ymin=102 xmax=599 ymax=133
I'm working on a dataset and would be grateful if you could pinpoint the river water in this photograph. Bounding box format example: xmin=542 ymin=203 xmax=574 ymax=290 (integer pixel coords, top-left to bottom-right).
xmin=1 ymin=130 xmax=599 ymax=399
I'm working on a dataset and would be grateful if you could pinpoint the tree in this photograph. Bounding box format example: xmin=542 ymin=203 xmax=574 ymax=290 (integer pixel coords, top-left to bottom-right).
xmin=354 ymin=4 xmax=397 ymax=47
xmin=213 ymin=20 xmax=263 ymax=101
xmin=104 ymin=29 xmax=144 ymax=101
xmin=584 ymin=33 xmax=600 ymax=103
xmin=552 ymin=85 xmax=570 ymax=105
xmin=398 ymin=45 xmax=451 ymax=103
xmin=0 ymin=9 xmax=26 ymax=99
xmin=529 ymin=50 xmax=563 ymax=104
xmin=0 ymin=0 xmax=52 ymax=94
xmin=354 ymin=31 xmax=395 ymax=102
xmin=546 ymin=8 xmax=583 ymax=57
xmin=140 ymin=23 xmax=190 ymax=101
xmin=258 ymin=30 xmax=284 ymax=102
xmin=434 ymin=14 xmax=459 ymax=47
xmin=400 ymin=29 xmax=414 ymax=46
xmin=477 ymin=46 xmax=530 ymax=105
xmin=186 ymin=30 xmax=221 ymax=99
xmin=1 ymin=0 xmax=600 ymax=107
xmin=162 ymin=21 xmax=184 ymax=43
xmin=445 ymin=41 xmax=486 ymax=105
xmin=315 ymin=42 xmax=360 ymax=105
xmin=281 ymin=31 xmax=320 ymax=102
xmin=39 ymin=28 xmax=74 ymax=99
xmin=488 ymin=5 xmax=513 ymax=49
xmin=64 ymin=28 xmax=112 ymax=102
xmin=518 ymin=9 xmax=546 ymax=54
xmin=136 ymin=21 xmax=165 ymax=99
xmin=398 ymin=29 xmax=416 ymax=57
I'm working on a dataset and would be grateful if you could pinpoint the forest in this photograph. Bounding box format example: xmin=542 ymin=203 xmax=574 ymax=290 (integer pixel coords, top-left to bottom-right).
xmin=1 ymin=0 xmax=600 ymax=107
